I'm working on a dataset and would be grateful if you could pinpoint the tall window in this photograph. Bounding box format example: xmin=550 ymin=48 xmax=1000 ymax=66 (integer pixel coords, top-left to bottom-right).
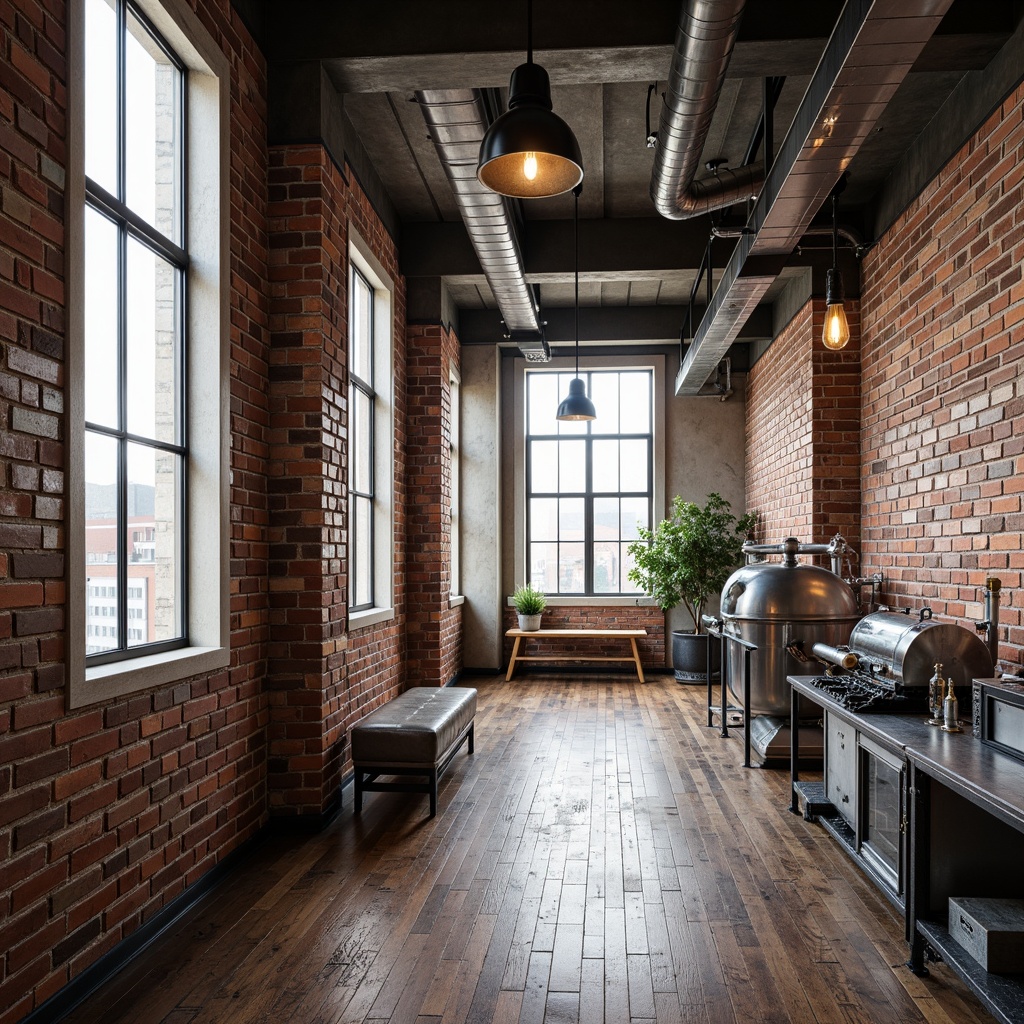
xmin=449 ymin=369 xmax=461 ymax=597
xmin=70 ymin=0 xmax=229 ymax=707
xmin=83 ymin=0 xmax=186 ymax=663
xmin=525 ymin=370 xmax=652 ymax=595
xmin=349 ymin=265 xmax=375 ymax=611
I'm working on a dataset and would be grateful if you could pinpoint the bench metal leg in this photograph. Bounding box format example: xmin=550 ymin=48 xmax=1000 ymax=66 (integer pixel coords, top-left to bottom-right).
xmin=429 ymin=769 xmax=438 ymax=818
xmin=468 ymin=722 xmax=474 ymax=754
xmin=355 ymin=771 xmax=363 ymax=813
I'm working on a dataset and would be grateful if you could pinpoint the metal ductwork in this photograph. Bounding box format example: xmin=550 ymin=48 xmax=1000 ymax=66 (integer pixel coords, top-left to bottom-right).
xmin=675 ymin=0 xmax=956 ymax=394
xmin=650 ymin=0 xmax=763 ymax=220
xmin=416 ymin=89 xmax=542 ymax=346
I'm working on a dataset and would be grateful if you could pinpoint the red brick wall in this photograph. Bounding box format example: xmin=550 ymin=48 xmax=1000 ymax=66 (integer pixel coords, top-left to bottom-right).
xmin=406 ymin=322 xmax=463 ymax=687
xmin=746 ymin=306 xmax=816 ymax=543
xmin=266 ymin=145 xmax=408 ymax=818
xmin=745 ymin=298 xmax=862 ymax=566
xmin=0 ymin=1 xmax=272 ymax=1020
xmin=860 ymin=80 xmax=1024 ymax=669
xmin=501 ymin=605 xmax=665 ymax=669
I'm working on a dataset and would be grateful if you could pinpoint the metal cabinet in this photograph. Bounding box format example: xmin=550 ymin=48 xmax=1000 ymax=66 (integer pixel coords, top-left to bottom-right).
xmin=825 ymin=711 xmax=857 ymax=827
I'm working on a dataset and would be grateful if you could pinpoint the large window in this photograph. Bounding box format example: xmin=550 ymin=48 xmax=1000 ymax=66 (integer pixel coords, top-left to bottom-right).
xmin=347 ymin=237 xmax=395 ymax=627
xmin=83 ymin=0 xmax=186 ymax=663
xmin=449 ymin=368 xmax=461 ymax=598
xmin=69 ymin=0 xmax=230 ymax=706
xmin=525 ymin=369 xmax=652 ymax=595
xmin=349 ymin=265 xmax=375 ymax=611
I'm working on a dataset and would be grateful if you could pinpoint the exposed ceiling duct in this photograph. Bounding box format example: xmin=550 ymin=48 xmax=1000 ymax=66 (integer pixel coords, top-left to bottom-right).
xmin=416 ymin=89 xmax=542 ymax=348
xmin=675 ymin=0 xmax=956 ymax=394
xmin=649 ymin=0 xmax=764 ymax=220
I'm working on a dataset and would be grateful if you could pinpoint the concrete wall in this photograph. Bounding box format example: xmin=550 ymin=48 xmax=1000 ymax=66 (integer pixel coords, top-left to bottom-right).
xmin=459 ymin=345 xmax=503 ymax=670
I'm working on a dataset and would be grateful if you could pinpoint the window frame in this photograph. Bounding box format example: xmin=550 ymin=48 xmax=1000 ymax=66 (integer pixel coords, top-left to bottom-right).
xmin=346 ymin=233 xmax=395 ymax=631
xmin=68 ymin=0 xmax=231 ymax=708
xmin=449 ymin=367 xmax=462 ymax=602
xmin=348 ymin=264 xmax=376 ymax=613
xmin=82 ymin=0 xmax=190 ymax=666
xmin=512 ymin=354 xmax=665 ymax=606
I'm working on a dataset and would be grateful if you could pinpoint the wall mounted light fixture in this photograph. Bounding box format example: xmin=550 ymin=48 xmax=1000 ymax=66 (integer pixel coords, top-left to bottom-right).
xmin=557 ymin=185 xmax=596 ymax=421
xmin=477 ymin=1 xmax=584 ymax=198
xmin=823 ymin=187 xmax=851 ymax=351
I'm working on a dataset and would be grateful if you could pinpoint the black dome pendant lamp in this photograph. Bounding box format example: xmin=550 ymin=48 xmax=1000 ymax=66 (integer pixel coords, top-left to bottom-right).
xmin=557 ymin=185 xmax=596 ymax=421
xmin=477 ymin=0 xmax=584 ymax=199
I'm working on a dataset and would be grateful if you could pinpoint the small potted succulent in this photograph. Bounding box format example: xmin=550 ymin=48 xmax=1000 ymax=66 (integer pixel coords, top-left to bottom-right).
xmin=512 ymin=582 xmax=547 ymax=631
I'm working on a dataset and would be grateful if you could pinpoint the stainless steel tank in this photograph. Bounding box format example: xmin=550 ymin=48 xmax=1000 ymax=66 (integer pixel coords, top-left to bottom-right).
xmin=719 ymin=538 xmax=861 ymax=716
xmin=847 ymin=610 xmax=993 ymax=689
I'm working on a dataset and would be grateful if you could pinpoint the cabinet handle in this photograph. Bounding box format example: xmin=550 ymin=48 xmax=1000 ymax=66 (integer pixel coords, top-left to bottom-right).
xmin=959 ymin=915 xmax=974 ymax=935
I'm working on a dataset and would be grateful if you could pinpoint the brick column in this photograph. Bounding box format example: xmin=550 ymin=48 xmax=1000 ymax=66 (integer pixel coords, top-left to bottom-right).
xmin=405 ymin=323 xmax=462 ymax=686
xmin=266 ymin=146 xmax=349 ymax=821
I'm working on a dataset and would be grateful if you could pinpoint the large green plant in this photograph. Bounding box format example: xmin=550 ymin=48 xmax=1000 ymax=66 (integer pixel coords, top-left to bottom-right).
xmin=627 ymin=492 xmax=756 ymax=631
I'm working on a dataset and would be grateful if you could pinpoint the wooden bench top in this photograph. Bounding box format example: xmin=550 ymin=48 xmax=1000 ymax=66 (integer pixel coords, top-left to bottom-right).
xmin=505 ymin=628 xmax=647 ymax=638
xmin=504 ymin=628 xmax=648 ymax=682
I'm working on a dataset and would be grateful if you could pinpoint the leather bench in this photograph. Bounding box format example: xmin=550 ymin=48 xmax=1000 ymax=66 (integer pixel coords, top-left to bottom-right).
xmin=350 ymin=686 xmax=477 ymax=818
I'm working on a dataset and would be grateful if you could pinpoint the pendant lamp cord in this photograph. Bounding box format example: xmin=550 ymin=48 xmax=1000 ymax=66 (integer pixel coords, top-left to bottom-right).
xmin=573 ymin=183 xmax=581 ymax=377
xmin=831 ymin=192 xmax=838 ymax=271
xmin=527 ymin=0 xmax=533 ymax=64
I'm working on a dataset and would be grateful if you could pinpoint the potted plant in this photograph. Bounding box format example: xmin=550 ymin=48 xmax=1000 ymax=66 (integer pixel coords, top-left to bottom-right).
xmin=627 ymin=493 xmax=756 ymax=682
xmin=512 ymin=583 xmax=547 ymax=631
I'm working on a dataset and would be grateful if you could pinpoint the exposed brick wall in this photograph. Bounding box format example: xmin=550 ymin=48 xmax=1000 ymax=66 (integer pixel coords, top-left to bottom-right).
xmin=0 ymin=1 xmax=272 ymax=1020
xmin=860 ymin=80 xmax=1024 ymax=669
xmin=266 ymin=146 xmax=407 ymax=818
xmin=406 ymin=322 xmax=463 ymax=687
xmin=746 ymin=307 xmax=816 ymax=543
xmin=501 ymin=605 xmax=665 ymax=669
xmin=745 ymin=298 xmax=862 ymax=568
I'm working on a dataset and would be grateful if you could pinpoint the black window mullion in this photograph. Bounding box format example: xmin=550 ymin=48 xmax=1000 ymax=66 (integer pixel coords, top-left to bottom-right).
xmin=584 ymin=436 xmax=594 ymax=593
xmin=116 ymin=206 xmax=128 ymax=655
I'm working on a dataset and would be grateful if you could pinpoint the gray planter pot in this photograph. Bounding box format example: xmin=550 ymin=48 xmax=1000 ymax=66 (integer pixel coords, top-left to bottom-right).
xmin=672 ymin=629 xmax=719 ymax=683
xmin=517 ymin=613 xmax=542 ymax=631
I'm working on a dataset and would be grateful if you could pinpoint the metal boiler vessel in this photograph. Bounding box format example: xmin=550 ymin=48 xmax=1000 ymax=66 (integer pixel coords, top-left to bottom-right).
xmin=718 ymin=536 xmax=861 ymax=717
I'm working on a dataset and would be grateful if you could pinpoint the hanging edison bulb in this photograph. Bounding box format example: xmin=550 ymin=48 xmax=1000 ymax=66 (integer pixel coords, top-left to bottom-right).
xmin=823 ymin=267 xmax=850 ymax=350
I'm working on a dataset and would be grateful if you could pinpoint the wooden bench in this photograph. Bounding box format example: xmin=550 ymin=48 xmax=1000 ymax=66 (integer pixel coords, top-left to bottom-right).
xmin=350 ymin=686 xmax=477 ymax=819
xmin=504 ymin=628 xmax=647 ymax=683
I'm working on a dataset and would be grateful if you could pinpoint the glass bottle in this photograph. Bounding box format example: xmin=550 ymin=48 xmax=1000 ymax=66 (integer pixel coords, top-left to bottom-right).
xmin=927 ymin=663 xmax=944 ymax=726
xmin=942 ymin=677 xmax=962 ymax=733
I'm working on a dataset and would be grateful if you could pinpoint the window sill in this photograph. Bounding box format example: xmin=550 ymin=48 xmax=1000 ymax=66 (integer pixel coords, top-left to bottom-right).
xmin=505 ymin=596 xmax=658 ymax=608
xmin=73 ymin=644 xmax=230 ymax=709
xmin=348 ymin=606 xmax=396 ymax=631
xmin=449 ymin=594 xmax=465 ymax=608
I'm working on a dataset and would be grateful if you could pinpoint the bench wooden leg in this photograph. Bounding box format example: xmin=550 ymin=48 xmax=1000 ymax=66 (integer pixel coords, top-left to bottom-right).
xmin=506 ymin=635 xmax=523 ymax=681
xmin=630 ymin=638 xmax=645 ymax=683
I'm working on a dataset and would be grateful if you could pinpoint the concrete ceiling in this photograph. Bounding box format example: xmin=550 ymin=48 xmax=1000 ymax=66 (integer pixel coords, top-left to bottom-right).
xmin=239 ymin=0 xmax=1022 ymax=348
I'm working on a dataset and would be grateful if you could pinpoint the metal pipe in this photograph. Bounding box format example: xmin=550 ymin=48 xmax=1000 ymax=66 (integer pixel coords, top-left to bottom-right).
xmin=742 ymin=534 xmax=849 ymax=575
xmin=416 ymin=90 xmax=540 ymax=335
xmin=811 ymin=642 xmax=859 ymax=671
xmin=980 ymin=577 xmax=1001 ymax=670
xmin=649 ymin=0 xmax=764 ymax=220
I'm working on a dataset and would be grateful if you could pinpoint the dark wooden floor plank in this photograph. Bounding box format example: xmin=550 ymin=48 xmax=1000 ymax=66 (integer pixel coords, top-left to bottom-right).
xmin=61 ymin=676 xmax=994 ymax=1024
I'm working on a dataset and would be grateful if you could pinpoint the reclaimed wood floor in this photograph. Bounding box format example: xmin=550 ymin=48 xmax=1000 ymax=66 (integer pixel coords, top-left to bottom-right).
xmin=64 ymin=675 xmax=990 ymax=1024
